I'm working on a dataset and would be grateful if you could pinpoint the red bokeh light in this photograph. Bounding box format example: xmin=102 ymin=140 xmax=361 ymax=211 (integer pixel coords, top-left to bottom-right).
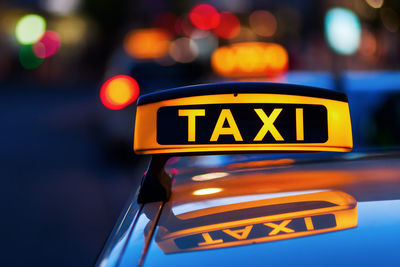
xmin=177 ymin=15 xmax=196 ymax=37
xmin=153 ymin=12 xmax=179 ymax=36
xmin=189 ymin=4 xmax=220 ymax=30
xmin=100 ymin=75 xmax=140 ymax=110
xmin=33 ymin=30 xmax=61 ymax=58
xmin=214 ymin=12 xmax=240 ymax=39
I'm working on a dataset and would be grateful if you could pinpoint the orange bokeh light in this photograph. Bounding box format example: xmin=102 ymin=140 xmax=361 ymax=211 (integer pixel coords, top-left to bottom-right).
xmin=211 ymin=42 xmax=289 ymax=78
xmin=100 ymin=75 xmax=139 ymax=110
xmin=214 ymin=12 xmax=240 ymax=39
xmin=189 ymin=4 xmax=220 ymax=30
xmin=124 ymin=28 xmax=171 ymax=59
xmin=249 ymin=10 xmax=277 ymax=37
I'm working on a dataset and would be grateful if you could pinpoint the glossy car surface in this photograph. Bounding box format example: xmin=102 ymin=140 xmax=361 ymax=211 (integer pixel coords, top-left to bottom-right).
xmin=98 ymin=151 xmax=400 ymax=266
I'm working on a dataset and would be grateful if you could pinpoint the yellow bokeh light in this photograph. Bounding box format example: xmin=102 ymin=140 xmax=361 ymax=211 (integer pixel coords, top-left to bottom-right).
xmin=193 ymin=188 xmax=223 ymax=196
xmin=365 ymin=0 xmax=384 ymax=9
xmin=100 ymin=75 xmax=139 ymax=110
xmin=53 ymin=16 xmax=87 ymax=45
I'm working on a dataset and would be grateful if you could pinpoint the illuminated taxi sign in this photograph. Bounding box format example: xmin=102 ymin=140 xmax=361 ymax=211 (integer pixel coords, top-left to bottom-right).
xmin=155 ymin=190 xmax=357 ymax=253
xmin=158 ymin=104 xmax=326 ymax=144
xmin=134 ymin=83 xmax=352 ymax=155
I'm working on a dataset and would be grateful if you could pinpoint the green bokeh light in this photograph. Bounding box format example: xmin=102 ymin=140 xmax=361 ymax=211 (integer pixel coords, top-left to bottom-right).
xmin=19 ymin=45 xmax=44 ymax=69
xmin=15 ymin=14 xmax=46 ymax=45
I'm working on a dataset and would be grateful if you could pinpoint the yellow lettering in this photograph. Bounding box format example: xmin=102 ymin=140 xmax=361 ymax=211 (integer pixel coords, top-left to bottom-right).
xmin=264 ymin=220 xmax=294 ymax=235
xmin=210 ymin=109 xmax=243 ymax=142
xmin=198 ymin=233 xmax=223 ymax=246
xmin=296 ymin=108 xmax=304 ymax=141
xmin=253 ymin=108 xmax=284 ymax=141
xmin=222 ymin=225 xmax=253 ymax=240
xmin=304 ymin=217 xmax=314 ymax=230
xmin=179 ymin=109 xmax=205 ymax=142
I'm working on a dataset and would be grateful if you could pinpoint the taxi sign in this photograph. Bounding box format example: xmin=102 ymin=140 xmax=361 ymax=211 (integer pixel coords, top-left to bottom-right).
xmin=134 ymin=83 xmax=352 ymax=155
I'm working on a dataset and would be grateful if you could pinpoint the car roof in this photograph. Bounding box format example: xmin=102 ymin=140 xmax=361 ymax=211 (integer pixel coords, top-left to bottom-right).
xmin=140 ymin=152 xmax=400 ymax=266
xmin=99 ymin=152 xmax=400 ymax=266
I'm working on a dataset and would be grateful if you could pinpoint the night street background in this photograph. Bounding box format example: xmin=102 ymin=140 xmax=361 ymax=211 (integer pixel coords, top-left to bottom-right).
xmin=1 ymin=0 xmax=400 ymax=266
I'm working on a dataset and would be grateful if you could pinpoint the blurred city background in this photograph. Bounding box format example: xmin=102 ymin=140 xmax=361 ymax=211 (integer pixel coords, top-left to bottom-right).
xmin=1 ymin=0 xmax=400 ymax=266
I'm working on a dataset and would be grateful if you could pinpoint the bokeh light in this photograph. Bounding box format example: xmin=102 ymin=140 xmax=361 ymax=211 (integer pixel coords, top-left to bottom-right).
xmin=124 ymin=29 xmax=171 ymax=59
xmin=214 ymin=12 xmax=240 ymax=39
xmin=19 ymin=45 xmax=44 ymax=69
xmin=380 ymin=7 xmax=399 ymax=33
xmin=53 ymin=16 xmax=87 ymax=45
xmin=192 ymin=34 xmax=218 ymax=60
xmin=360 ymin=28 xmax=377 ymax=60
xmin=33 ymin=30 xmax=61 ymax=58
xmin=41 ymin=0 xmax=81 ymax=15
xmin=189 ymin=4 xmax=220 ymax=30
xmin=169 ymin=37 xmax=199 ymax=63
xmin=263 ymin=44 xmax=289 ymax=78
xmin=354 ymin=0 xmax=376 ymax=20
xmin=249 ymin=10 xmax=277 ymax=37
xmin=365 ymin=0 xmax=384 ymax=9
xmin=211 ymin=42 xmax=288 ymax=78
xmin=1 ymin=10 xmax=24 ymax=36
xmin=100 ymin=75 xmax=140 ymax=110
xmin=15 ymin=14 xmax=46 ymax=45
xmin=190 ymin=29 xmax=210 ymax=40
xmin=152 ymin=12 xmax=179 ymax=36
xmin=177 ymin=15 xmax=197 ymax=37
xmin=230 ymin=26 xmax=257 ymax=43
xmin=325 ymin=8 xmax=361 ymax=55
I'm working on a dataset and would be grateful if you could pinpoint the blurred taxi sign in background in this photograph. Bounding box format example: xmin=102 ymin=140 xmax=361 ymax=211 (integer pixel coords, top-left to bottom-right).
xmin=211 ymin=42 xmax=289 ymax=78
xmin=134 ymin=83 xmax=353 ymax=155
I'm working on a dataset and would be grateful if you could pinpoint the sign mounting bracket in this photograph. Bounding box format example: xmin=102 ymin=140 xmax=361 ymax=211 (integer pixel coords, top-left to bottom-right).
xmin=137 ymin=155 xmax=172 ymax=203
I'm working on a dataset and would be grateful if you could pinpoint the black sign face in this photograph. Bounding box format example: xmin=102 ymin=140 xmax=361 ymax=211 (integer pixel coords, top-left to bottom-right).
xmin=157 ymin=104 xmax=327 ymax=145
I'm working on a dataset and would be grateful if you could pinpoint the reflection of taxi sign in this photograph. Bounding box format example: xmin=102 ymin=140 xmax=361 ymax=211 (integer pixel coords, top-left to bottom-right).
xmin=134 ymin=83 xmax=352 ymax=155
xmin=155 ymin=190 xmax=357 ymax=253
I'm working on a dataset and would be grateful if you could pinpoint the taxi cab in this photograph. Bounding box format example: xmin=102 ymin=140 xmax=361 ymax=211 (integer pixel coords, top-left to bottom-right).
xmin=97 ymin=82 xmax=400 ymax=266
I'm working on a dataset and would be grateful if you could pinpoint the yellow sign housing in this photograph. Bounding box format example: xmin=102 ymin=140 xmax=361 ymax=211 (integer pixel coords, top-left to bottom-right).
xmin=134 ymin=83 xmax=353 ymax=155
